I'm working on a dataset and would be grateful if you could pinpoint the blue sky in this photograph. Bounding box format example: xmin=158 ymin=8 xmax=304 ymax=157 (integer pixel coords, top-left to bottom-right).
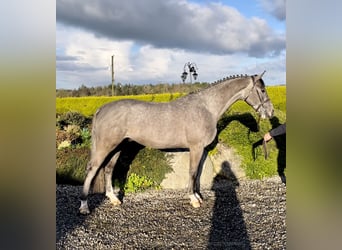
xmin=56 ymin=0 xmax=285 ymax=89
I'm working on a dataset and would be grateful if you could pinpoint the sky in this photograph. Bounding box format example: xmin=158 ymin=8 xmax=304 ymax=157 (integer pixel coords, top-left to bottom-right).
xmin=56 ymin=0 xmax=286 ymax=89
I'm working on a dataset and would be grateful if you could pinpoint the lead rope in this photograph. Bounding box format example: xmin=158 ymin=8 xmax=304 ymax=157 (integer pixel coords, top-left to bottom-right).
xmin=262 ymin=139 xmax=268 ymax=159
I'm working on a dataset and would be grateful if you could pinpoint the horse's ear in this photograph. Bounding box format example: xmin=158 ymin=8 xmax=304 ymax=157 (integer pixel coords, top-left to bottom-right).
xmin=260 ymin=70 xmax=266 ymax=78
xmin=253 ymin=70 xmax=266 ymax=82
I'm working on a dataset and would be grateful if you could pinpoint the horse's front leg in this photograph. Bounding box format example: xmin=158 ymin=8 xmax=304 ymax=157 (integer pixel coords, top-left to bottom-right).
xmin=188 ymin=145 xmax=205 ymax=208
xmin=104 ymin=152 xmax=122 ymax=206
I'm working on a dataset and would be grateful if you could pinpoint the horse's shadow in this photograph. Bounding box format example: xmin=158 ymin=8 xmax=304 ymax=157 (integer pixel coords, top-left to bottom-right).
xmin=56 ymin=185 xmax=103 ymax=242
xmin=207 ymin=112 xmax=259 ymax=152
xmin=56 ymin=140 xmax=143 ymax=244
xmin=207 ymin=161 xmax=251 ymax=249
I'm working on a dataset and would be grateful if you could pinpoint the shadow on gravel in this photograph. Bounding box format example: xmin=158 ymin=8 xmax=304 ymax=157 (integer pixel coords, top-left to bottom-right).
xmin=56 ymin=140 xmax=144 ymax=244
xmin=56 ymin=186 xmax=105 ymax=243
xmin=207 ymin=161 xmax=251 ymax=250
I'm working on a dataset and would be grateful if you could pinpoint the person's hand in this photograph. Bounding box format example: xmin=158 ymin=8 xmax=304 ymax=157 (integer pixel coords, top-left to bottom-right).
xmin=264 ymin=132 xmax=272 ymax=142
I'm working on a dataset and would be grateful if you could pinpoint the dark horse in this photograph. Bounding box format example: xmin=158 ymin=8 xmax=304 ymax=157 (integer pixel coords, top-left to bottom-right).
xmin=79 ymin=72 xmax=274 ymax=214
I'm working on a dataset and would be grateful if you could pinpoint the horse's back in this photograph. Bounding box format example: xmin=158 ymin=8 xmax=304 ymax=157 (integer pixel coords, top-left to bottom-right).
xmin=93 ymin=98 xmax=216 ymax=148
xmin=93 ymin=99 xmax=192 ymax=148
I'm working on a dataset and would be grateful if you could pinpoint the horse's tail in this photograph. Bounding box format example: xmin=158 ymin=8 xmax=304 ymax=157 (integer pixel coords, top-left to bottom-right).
xmin=90 ymin=108 xmax=102 ymax=155
xmin=88 ymin=107 xmax=107 ymax=193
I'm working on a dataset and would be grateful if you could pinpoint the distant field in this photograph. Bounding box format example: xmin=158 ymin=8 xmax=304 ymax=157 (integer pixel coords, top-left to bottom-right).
xmin=56 ymin=86 xmax=285 ymax=117
xmin=56 ymin=93 xmax=184 ymax=117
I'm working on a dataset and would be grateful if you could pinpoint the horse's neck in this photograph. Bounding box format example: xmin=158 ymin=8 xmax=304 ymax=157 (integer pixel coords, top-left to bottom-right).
xmin=200 ymin=78 xmax=252 ymax=120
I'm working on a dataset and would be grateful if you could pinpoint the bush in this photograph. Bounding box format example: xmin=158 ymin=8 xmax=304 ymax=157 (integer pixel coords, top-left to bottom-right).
xmin=56 ymin=147 xmax=89 ymax=185
xmin=79 ymin=127 xmax=91 ymax=148
xmin=124 ymin=173 xmax=155 ymax=193
xmin=129 ymin=147 xmax=173 ymax=185
xmin=56 ymin=125 xmax=91 ymax=150
xmin=56 ymin=111 xmax=91 ymax=129
xmin=56 ymin=142 xmax=173 ymax=193
xmin=111 ymin=145 xmax=173 ymax=193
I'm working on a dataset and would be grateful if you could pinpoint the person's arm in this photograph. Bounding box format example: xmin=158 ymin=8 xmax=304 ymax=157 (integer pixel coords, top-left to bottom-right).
xmin=264 ymin=123 xmax=286 ymax=142
xmin=269 ymin=123 xmax=286 ymax=137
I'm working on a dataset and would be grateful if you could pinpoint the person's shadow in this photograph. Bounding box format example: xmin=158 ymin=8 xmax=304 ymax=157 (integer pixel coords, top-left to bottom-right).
xmin=207 ymin=161 xmax=251 ymax=249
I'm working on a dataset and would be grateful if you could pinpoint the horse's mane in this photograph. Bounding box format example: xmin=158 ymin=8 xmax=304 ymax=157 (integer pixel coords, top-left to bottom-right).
xmin=189 ymin=74 xmax=250 ymax=95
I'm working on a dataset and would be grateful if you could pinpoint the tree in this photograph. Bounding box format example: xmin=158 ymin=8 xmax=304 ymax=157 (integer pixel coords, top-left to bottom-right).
xmin=78 ymin=84 xmax=91 ymax=96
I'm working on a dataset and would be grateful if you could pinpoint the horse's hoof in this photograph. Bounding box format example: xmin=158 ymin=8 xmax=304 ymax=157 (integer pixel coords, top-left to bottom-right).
xmin=189 ymin=194 xmax=202 ymax=208
xmin=190 ymin=200 xmax=201 ymax=208
xmin=111 ymin=199 xmax=122 ymax=206
xmin=79 ymin=200 xmax=90 ymax=214
xmin=79 ymin=207 xmax=90 ymax=215
xmin=106 ymin=192 xmax=122 ymax=206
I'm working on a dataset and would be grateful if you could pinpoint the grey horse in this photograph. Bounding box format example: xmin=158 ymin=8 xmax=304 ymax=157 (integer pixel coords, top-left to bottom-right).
xmin=79 ymin=72 xmax=274 ymax=214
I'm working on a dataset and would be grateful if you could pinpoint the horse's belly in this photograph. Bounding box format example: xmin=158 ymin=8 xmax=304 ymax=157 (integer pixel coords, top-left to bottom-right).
xmin=126 ymin=127 xmax=188 ymax=149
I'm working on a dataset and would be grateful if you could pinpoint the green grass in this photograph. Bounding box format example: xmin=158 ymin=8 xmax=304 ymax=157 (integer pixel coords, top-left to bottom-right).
xmin=56 ymin=148 xmax=88 ymax=185
xmin=216 ymin=85 xmax=286 ymax=179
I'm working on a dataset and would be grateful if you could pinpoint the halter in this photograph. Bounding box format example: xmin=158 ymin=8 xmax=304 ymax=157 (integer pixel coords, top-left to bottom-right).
xmin=244 ymin=75 xmax=271 ymax=113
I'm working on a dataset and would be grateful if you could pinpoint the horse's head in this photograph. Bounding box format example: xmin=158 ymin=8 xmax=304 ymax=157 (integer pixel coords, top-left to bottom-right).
xmin=244 ymin=71 xmax=274 ymax=119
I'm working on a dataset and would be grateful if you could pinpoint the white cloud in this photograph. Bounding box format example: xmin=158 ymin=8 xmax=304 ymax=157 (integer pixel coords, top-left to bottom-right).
xmin=56 ymin=26 xmax=135 ymax=88
xmin=57 ymin=24 xmax=285 ymax=88
xmin=258 ymin=0 xmax=286 ymax=21
xmin=57 ymin=0 xmax=285 ymax=57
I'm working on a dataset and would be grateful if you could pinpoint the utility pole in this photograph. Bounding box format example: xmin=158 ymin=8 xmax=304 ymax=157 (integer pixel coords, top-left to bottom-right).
xmin=111 ymin=55 xmax=115 ymax=96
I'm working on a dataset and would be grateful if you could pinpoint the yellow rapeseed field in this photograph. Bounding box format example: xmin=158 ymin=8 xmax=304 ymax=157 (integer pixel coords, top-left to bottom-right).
xmin=56 ymin=86 xmax=285 ymax=117
xmin=56 ymin=93 xmax=184 ymax=117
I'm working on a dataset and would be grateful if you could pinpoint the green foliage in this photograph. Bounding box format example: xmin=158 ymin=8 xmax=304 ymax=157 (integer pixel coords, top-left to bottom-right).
xmin=129 ymin=147 xmax=173 ymax=186
xmin=214 ymin=85 xmax=286 ymax=179
xmin=217 ymin=117 xmax=279 ymax=179
xmin=78 ymin=128 xmax=91 ymax=148
xmin=124 ymin=173 xmax=156 ymax=193
xmin=111 ymin=146 xmax=173 ymax=193
xmin=56 ymin=125 xmax=91 ymax=150
xmin=55 ymin=140 xmax=172 ymax=192
xmin=56 ymin=147 xmax=89 ymax=185
xmin=56 ymin=111 xmax=91 ymax=129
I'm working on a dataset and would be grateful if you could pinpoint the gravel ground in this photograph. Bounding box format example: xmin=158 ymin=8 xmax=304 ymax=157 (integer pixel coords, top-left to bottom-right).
xmin=56 ymin=177 xmax=286 ymax=249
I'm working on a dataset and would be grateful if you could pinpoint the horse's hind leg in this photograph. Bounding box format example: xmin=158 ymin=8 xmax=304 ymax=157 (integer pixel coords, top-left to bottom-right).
xmin=79 ymin=161 xmax=99 ymax=214
xmin=79 ymin=150 xmax=110 ymax=214
xmin=104 ymin=151 xmax=122 ymax=206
